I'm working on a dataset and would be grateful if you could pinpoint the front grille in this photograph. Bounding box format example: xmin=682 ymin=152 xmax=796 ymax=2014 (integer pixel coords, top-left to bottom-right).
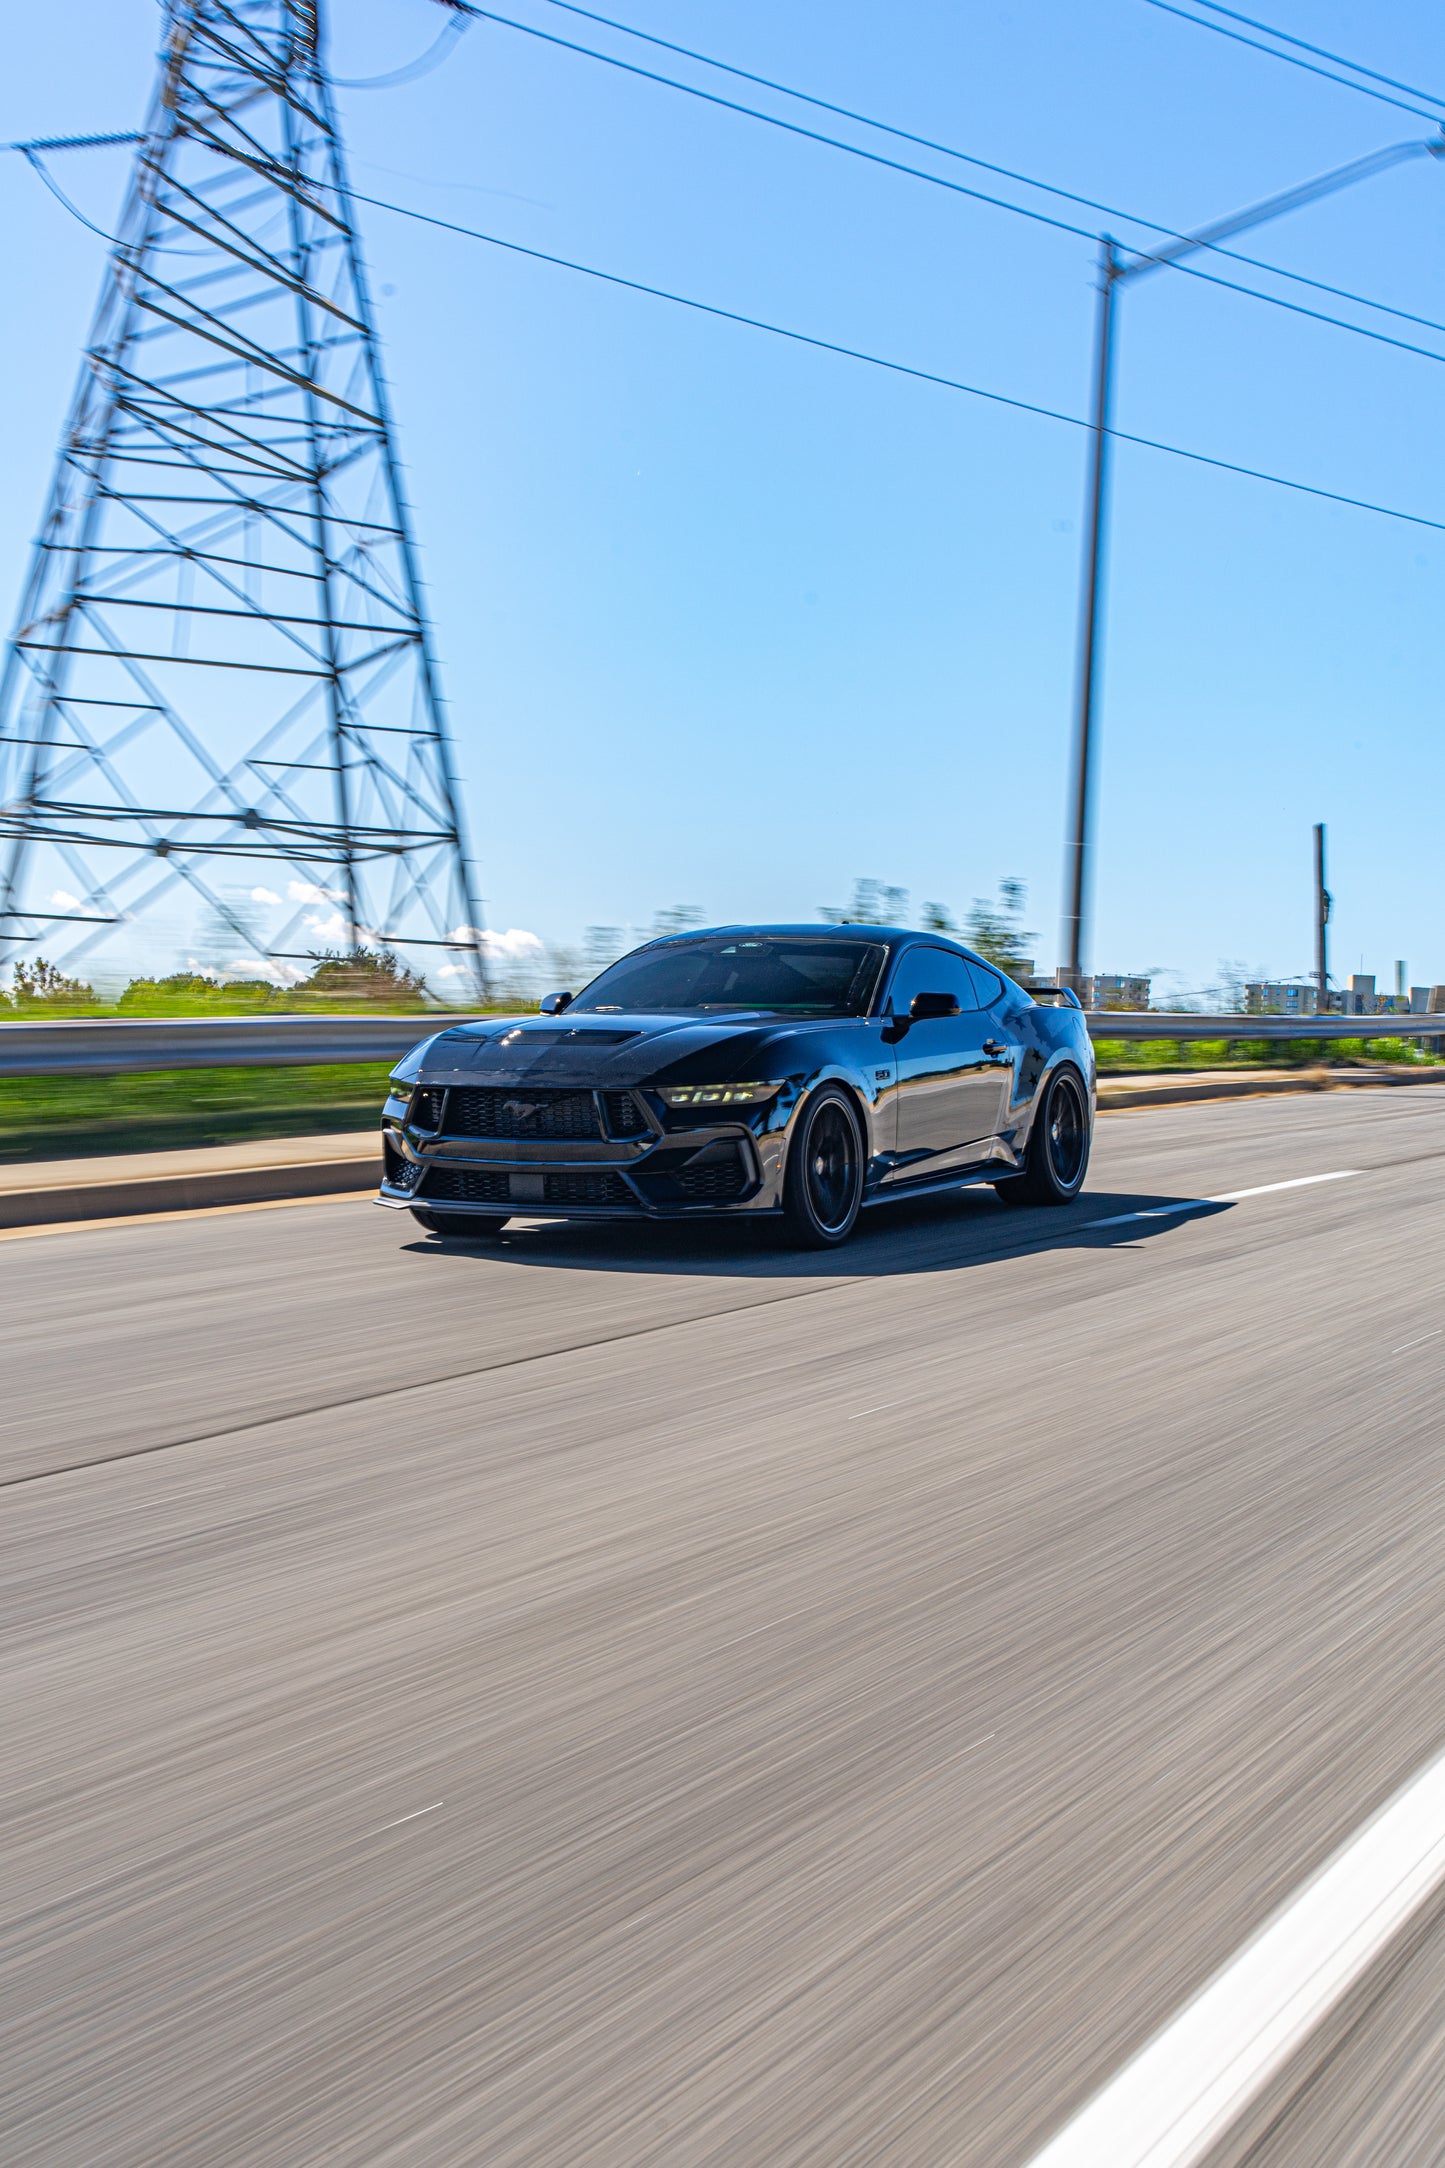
xmin=383 ymin=1143 xmax=423 ymax=1192
xmin=544 ymin=1171 xmax=633 ymax=1207
xmin=676 ymin=1154 xmax=749 ymax=1202
xmin=420 ymin=1165 xmax=634 ymax=1209
xmin=422 ymin=1166 xmax=512 ymax=1205
xmin=600 ymin=1090 xmax=650 ymax=1139
xmin=408 ymin=1086 xmax=445 ymax=1130
xmin=445 ymin=1087 xmax=601 ymax=1141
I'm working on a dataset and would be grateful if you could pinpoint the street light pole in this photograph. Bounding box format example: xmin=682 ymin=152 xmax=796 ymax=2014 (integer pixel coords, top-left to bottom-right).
xmin=1058 ymin=135 xmax=1444 ymax=990
xmin=1061 ymin=237 xmax=1119 ymax=993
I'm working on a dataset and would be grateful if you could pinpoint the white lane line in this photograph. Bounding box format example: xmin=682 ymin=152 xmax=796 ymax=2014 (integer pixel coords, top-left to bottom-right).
xmin=849 ymin=1402 xmax=902 ymax=1420
xmin=1024 ymin=1740 xmax=1445 ymax=2168
xmin=373 ymin=1801 xmax=445 ymax=1834
xmin=1084 ymin=1170 xmax=1359 ymax=1231
xmin=1391 ymin=1329 xmax=1441 ymax=1356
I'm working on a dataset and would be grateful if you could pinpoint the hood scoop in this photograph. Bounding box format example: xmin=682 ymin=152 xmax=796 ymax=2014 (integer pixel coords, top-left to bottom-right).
xmin=492 ymin=1026 xmax=640 ymax=1047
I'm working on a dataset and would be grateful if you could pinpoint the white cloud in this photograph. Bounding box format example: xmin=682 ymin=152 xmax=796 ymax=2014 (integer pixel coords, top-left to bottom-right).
xmin=184 ymin=956 xmax=221 ymax=981
xmin=288 ymin=879 xmax=343 ymax=905
xmin=305 ymin=911 xmax=348 ymax=940
xmin=437 ymin=963 xmax=467 ymax=978
xmin=50 ymin=889 xmax=82 ymax=912
xmin=250 ymin=886 xmax=280 ymax=907
xmin=226 ymin=957 xmax=288 ymax=981
xmin=450 ymin=925 xmax=543 ymax=961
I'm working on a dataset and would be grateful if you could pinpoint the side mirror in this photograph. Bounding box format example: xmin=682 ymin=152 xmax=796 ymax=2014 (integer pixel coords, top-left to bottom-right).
xmin=909 ymin=990 xmax=959 ymax=1021
xmin=539 ymin=990 xmax=574 ymax=1015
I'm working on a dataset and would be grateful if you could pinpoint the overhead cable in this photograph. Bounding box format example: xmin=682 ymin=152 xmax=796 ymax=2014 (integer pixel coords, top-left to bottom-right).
xmin=1142 ymin=0 xmax=1443 ymax=122
xmin=13 ymin=150 xmax=119 ymax=240
xmin=460 ymin=5 xmax=1445 ymax=366
xmin=344 ymin=182 xmax=1445 ymax=537
xmin=1169 ymin=0 xmax=1445 ymax=112
xmin=529 ymin=0 xmax=1445 ymax=339
xmin=334 ymin=8 xmax=472 ymax=89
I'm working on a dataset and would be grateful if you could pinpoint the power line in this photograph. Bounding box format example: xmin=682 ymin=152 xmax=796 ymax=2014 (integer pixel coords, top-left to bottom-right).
xmin=343 ymin=181 xmax=1445 ymax=538
xmin=1175 ymin=1 xmax=1445 ymax=113
xmin=334 ymin=8 xmax=473 ymax=90
xmin=466 ymin=8 xmax=1098 ymax=244
xmin=10 ymin=15 xmax=1444 ymax=351
xmin=528 ymin=0 xmax=1445 ymax=341
xmin=458 ymin=6 xmax=1445 ymax=370
xmin=1143 ymin=0 xmax=1443 ymax=123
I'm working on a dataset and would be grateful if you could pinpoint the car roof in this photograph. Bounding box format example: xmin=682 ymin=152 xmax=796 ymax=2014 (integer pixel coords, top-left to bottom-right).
xmin=646 ymin=923 xmax=924 ymax=945
xmin=638 ymin=924 xmax=1008 ymax=973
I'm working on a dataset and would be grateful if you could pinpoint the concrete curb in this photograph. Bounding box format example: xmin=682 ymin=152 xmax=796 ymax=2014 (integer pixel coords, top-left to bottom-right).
xmin=0 ymin=1142 xmax=379 ymax=1229
xmin=1097 ymin=1067 xmax=1445 ymax=1112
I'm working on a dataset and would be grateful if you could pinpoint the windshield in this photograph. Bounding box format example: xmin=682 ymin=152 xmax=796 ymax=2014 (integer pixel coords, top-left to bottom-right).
xmin=571 ymin=936 xmax=888 ymax=1017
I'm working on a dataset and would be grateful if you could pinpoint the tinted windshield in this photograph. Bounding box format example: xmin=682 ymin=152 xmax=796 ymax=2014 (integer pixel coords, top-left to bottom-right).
xmin=572 ymin=937 xmax=888 ymax=1016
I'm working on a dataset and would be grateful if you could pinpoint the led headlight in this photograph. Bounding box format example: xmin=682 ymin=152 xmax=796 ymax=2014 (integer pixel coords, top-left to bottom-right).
xmin=656 ymin=1081 xmax=783 ymax=1107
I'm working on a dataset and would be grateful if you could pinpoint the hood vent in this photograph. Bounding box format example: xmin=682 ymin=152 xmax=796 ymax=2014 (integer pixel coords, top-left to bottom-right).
xmin=494 ymin=1027 xmax=640 ymax=1047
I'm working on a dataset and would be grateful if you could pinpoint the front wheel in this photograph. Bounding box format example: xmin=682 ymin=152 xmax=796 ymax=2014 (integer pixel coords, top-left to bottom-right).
xmin=994 ymin=1066 xmax=1090 ymax=1208
xmin=783 ymin=1085 xmax=865 ymax=1247
xmin=410 ymin=1207 xmax=510 ymax=1238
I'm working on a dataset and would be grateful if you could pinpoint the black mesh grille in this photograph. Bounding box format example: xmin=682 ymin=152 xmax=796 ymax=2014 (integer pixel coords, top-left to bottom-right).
xmin=445 ymin=1088 xmax=600 ymax=1141
xmin=544 ymin=1171 xmax=633 ymax=1207
xmin=383 ymin=1143 xmax=423 ymax=1192
xmin=676 ymin=1152 xmax=749 ymax=1201
xmin=408 ymin=1087 xmax=445 ymax=1130
xmin=600 ymin=1090 xmax=650 ymax=1139
xmin=422 ymin=1166 xmax=512 ymax=1205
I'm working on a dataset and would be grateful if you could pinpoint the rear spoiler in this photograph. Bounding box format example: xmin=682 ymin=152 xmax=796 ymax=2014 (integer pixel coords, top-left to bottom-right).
xmin=1023 ymin=982 xmax=1082 ymax=1009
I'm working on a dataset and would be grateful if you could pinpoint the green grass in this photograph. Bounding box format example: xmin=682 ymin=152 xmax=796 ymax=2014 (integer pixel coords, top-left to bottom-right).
xmin=0 ymin=1064 xmax=396 ymax=1165
xmin=1092 ymin=1035 xmax=1444 ymax=1073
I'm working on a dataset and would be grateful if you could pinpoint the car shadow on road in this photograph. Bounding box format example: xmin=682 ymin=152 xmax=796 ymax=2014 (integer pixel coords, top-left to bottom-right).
xmin=397 ymin=1187 xmax=1234 ymax=1280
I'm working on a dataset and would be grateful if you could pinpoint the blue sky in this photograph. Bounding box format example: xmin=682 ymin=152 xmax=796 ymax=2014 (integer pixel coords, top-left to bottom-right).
xmin=4 ymin=0 xmax=1444 ymax=994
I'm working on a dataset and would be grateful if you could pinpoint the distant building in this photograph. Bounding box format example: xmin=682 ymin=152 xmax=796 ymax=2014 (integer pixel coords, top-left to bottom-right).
xmin=1244 ymin=980 xmax=1318 ymax=1016
xmin=1084 ymin=973 xmax=1151 ymax=1011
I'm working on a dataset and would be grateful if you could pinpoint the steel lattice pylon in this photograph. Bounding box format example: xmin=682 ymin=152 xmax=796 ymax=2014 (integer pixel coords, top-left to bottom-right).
xmin=0 ymin=0 xmax=487 ymax=992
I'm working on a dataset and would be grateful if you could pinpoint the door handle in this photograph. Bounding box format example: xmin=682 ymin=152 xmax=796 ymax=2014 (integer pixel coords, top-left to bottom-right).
xmin=983 ymin=1039 xmax=1008 ymax=1059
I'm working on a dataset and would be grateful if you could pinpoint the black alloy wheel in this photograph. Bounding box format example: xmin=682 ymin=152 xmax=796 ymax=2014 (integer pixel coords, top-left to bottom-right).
xmin=410 ymin=1208 xmax=510 ymax=1238
xmin=994 ymin=1066 xmax=1090 ymax=1208
xmin=783 ymin=1085 xmax=865 ymax=1247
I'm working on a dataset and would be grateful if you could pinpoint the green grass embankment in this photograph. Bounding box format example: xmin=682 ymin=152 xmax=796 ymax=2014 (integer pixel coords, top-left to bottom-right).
xmin=1092 ymin=1035 xmax=1444 ymax=1073
xmin=0 ymin=1064 xmax=400 ymax=1165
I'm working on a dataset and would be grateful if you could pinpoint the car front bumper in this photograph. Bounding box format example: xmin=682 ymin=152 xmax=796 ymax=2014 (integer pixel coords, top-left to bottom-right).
xmin=376 ymin=1082 xmax=793 ymax=1220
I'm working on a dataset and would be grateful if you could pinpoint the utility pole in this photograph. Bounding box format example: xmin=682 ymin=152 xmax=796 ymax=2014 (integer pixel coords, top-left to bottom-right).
xmin=1314 ymin=822 xmax=1330 ymax=1015
xmin=1059 ymin=135 xmax=1445 ymax=989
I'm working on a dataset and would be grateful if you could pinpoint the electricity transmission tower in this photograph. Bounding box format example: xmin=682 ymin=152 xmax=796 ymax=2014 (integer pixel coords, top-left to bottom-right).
xmin=0 ymin=0 xmax=487 ymax=992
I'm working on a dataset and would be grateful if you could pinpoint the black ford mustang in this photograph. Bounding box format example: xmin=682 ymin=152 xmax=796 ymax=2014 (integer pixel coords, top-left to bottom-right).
xmin=378 ymin=925 xmax=1094 ymax=1247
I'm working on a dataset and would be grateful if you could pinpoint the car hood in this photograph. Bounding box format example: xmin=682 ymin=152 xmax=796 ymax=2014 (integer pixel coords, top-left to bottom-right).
xmin=411 ymin=1011 xmax=850 ymax=1087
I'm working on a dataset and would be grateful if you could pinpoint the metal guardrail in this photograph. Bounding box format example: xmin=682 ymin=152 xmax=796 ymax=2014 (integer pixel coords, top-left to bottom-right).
xmin=1082 ymin=1011 xmax=1445 ymax=1041
xmin=0 ymin=1014 xmax=478 ymax=1077
xmin=0 ymin=1009 xmax=1440 ymax=1076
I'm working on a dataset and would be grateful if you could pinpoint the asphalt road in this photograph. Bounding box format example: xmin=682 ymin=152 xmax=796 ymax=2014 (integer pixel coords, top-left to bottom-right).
xmin=5 ymin=1087 xmax=1445 ymax=2166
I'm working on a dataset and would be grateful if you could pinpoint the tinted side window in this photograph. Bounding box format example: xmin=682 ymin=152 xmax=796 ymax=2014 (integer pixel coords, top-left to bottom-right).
xmin=888 ymin=946 xmax=980 ymax=1016
xmin=963 ymin=958 xmax=1005 ymax=1008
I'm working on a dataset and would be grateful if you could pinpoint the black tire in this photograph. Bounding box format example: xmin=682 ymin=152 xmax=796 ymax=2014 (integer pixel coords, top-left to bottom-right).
xmin=993 ymin=1066 xmax=1090 ymax=1208
xmin=409 ymin=1207 xmax=510 ymax=1238
xmin=783 ymin=1085 xmax=865 ymax=1247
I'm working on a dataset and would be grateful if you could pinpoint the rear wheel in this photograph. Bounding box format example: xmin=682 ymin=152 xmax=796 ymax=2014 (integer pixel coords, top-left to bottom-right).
xmin=994 ymin=1066 xmax=1090 ymax=1208
xmin=409 ymin=1208 xmax=510 ymax=1238
xmin=783 ymin=1086 xmax=865 ymax=1247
